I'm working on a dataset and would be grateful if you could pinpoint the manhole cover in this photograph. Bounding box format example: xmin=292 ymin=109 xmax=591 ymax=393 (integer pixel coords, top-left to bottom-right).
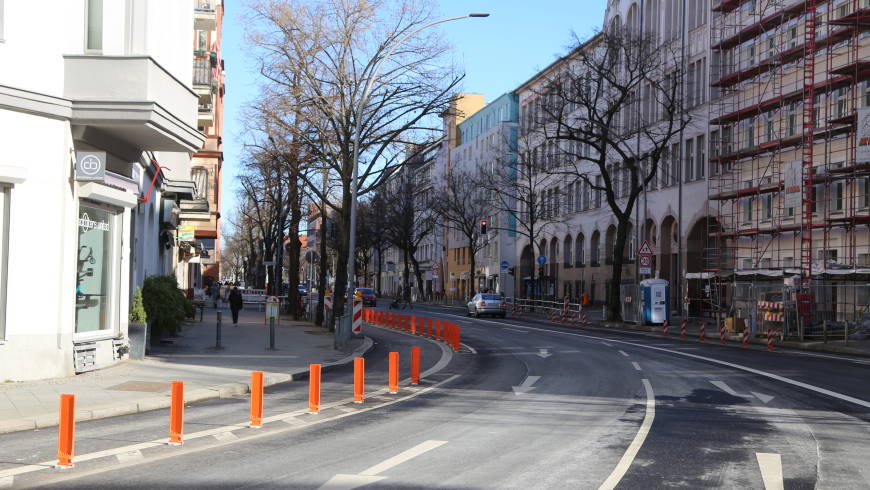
xmin=304 ymin=330 xmax=332 ymax=335
xmin=107 ymin=381 xmax=169 ymax=392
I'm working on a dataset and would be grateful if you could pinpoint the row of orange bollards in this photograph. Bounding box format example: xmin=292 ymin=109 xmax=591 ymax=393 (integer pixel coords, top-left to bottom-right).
xmin=362 ymin=308 xmax=461 ymax=352
xmin=54 ymin=345 xmax=425 ymax=468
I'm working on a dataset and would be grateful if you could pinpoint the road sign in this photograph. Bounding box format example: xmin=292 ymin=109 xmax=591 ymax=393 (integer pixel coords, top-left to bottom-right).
xmin=500 ymin=260 xmax=509 ymax=270
xmin=537 ymin=256 xmax=547 ymax=265
xmin=639 ymin=267 xmax=652 ymax=275
xmin=639 ymin=256 xmax=652 ymax=267
xmin=638 ymin=240 xmax=653 ymax=256
xmin=265 ymin=296 xmax=280 ymax=319
xmin=432 ymin=264 xmax=440 ymax=271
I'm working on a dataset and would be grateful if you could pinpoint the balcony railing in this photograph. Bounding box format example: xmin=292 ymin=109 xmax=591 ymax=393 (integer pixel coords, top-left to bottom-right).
xmin=198 ymin=103 xmax=213 ymax=113
xmin=193 ymin=58 xmax=213 ymax=87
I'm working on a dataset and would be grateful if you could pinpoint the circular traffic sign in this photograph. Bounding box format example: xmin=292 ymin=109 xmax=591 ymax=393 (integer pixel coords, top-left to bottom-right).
xmin=537 ymin=256 xmax=547 ymax=265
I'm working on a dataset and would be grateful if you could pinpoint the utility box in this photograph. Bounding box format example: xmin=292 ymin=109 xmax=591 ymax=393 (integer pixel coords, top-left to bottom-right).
xmin=641 ymin=278 xmax=669 ymax=325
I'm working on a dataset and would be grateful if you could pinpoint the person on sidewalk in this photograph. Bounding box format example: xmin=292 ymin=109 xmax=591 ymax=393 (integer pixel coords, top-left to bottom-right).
xmin=212 ymin=281 xmax=222 ymax=309
xmin=229 ymin=286 xmax=243 ymax=325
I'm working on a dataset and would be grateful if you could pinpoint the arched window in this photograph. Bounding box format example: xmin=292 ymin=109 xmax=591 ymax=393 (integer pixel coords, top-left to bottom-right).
xmin=605 ymin=225 xmax=617 ymax=264
xmin=549 ymin=238 xmax=559 ymax=265
xmin=576 ymin=233 xmax=585 ymax=266
xmin=563 ymin=235 xmax=573 ymax=268
xmin=591 ymin=231 xmax=601 ymax=266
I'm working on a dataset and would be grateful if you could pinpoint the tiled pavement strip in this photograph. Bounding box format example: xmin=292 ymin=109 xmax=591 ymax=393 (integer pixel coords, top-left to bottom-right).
xmin=0 ymin=306 xmax=371 ymax=435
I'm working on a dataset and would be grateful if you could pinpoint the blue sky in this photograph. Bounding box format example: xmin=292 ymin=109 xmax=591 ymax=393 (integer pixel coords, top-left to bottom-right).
xmin=220 ymin=0 xmax=607 ymax=220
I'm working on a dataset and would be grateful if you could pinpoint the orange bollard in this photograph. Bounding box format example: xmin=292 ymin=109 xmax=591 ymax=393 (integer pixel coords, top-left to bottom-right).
xmin=411 ymin=316 xmax=417 ymax=335
xmin=168 ymin=381 xmax=184 ymax=446
xmin=55 ymin=394 xmax=75 ymax=468
xmin=354 ymin=357 xmax=365 ymax=403
xmin=410 ymin=346 xmax=421 ymax=385
xmin=435 ymin=319 xmax=442 ymax=340
xmin=250 ymin=371 xmax=264 ymax=428
xmin=309 ymin=364 xmax=321 ymax=414
xmin=388 ymin=352 xmax=399 ymax=394
xmin=453 ymin=324 xmax=461 ymax=351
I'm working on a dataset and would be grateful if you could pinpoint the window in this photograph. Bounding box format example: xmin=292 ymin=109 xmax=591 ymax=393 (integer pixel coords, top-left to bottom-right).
xmin=86 ymin=0 xmax=103 ymax=52
xmin=696 ymin=134 xmax=705 ymax=179
xmin=831 ymin=181 xmax=844 ymax=211
xmin=685 ymin=139 xmax=694 ymax=182
xmin=0 ymin=0 xmax=5 ymax=43
xmin=0 ymin=186 xmax=9 ymax=340
xmin=762 ymin=193 xmax=772 ymax=220
xmin=192 ymin=167 xmax=209 ymax=200
xmin=860 ymin=177 xmax=870 ymax=208
xmin=594 ymin=176 xmax=603 ymax=208
xmin=76 ymin=203 xmax=121 ymax=334
xmin=576 ymin=234 xmax=585 ymax=266
xmin=670 ymin=142 xmax=680 ymax=186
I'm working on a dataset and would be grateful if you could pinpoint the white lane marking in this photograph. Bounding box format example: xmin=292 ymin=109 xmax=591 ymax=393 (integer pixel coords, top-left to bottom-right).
xmin=317 ymin=474 xmax=386 ymax=490
xmin=632 ymin=362 xmax=642 ymax=371
xmin=561 ymin=350 xmax=581 ymax=353
xmin=358 ymin=440 xmax=448 ymax=476
xmin=115 ymin=450 xmax=143 ymax=464
xmin=460 ymin=342 xmax=477 ymax=354
xmin=619 ymin=350 xmax=629 ymax=357
xmin=213 ymin=431 xmax=238 ymax=442
xmin=335 ymin=406 xmax=356 ymax=413
xmin=536 ymin=348 xmax=552 ymax=358
xmin=601 ymin=342 xmax=613 ymax=347
xmin=504 ymin=328 xmax=528 ymax=334
xmin=283 ymin=417 xmax=306 ymax=426
xmin=0 ymin=476 xmax=12 ymax=489
xmin=599 ymin=379 xmax=655 ymax=490
xmin=756 ymin=452 xmax=784 ymax=490
xmin=751 ymin=392 xmax=775 ymax=404
xmin=511 ymin=375 xmax=541 ymax=395
xmin=434 ymin=312 xmax=870 ymax=409
xmin=711 ymin=380 xmax=745 ymax=397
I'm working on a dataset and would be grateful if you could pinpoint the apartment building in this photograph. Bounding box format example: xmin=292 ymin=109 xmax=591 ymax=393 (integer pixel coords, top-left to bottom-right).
xmin=0 ymin=1 xmax=205 ymax=380
xmin=706 ymin=0 xmax=870 ymax=325
xmin=512 ymin=0 xmax=713 ymax=312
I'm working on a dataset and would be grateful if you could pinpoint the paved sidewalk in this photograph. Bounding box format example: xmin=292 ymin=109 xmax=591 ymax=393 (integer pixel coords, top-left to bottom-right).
xmin=0 ymin=307 xmax=370 ymax=435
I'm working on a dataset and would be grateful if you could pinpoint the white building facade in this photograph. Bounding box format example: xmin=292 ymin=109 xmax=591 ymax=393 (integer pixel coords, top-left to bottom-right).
xmin=0 ymin=0 xmax=203 ymax=380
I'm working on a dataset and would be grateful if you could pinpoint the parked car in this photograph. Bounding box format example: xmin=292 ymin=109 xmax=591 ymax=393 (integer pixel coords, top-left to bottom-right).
xmin=298 ymin=284 xmax=308 ymax=296
xmin=467 ymin=293 xmax=507 ymax=318
xmin=355 ymin=287 xmax=377 ymax=306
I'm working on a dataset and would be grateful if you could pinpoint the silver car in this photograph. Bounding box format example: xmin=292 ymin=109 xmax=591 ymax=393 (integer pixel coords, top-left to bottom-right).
xmin=467 ymin=293 xmax=507 ymax=318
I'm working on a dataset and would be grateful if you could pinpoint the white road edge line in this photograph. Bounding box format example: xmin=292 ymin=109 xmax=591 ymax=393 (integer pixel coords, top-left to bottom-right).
xmin=632 ymin=362 xmax=642 ymax=371
xmin=359 ymin=440 xmax=448 ymax=476
xmin=436 ymin=311 xmax=870 ymax=409
xmin=619 ymin=350 xmax=629 ymax=357
xmin=460 ymin=342 xmax=477 ymax=354
xmin=755 ymin=452 xmax=784 ymax=490
xmin=0 ymin=476 xmax=12 ymax=489
xmin=599 ymin=379 xmax=655 ymax=490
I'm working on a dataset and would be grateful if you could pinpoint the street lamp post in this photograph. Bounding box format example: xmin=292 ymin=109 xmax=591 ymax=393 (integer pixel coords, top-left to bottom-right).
xmin=344 ymin=13 xmax=489 ymax=317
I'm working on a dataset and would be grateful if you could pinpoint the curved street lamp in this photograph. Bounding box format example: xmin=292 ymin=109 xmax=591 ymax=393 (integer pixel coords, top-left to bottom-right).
xmin=345 ymin=13 xmax=490 ymax=314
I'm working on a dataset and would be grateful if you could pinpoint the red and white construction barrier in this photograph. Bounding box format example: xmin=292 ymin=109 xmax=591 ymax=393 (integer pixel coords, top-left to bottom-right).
xmin=719 ymin=323 xmax=727 ymax=344
xmin=767 ymin=328 xmax=774 ymax=351
xmin=581 ymin=312 xmax=588 ymax=328
xmin=742 ymin=327 xmax=749 ymax=348
xmin=699 ymin=322 xmax=706 ymax=342
xmin=352 ymin=298 xmax=362 ymax=334
xmin=680 ymin=319 xmax=687 ymax=339
xmin=662 ymin=320 xmax=669 ymax=337
xmin=549 ymin=309 xmax=559 ymax=323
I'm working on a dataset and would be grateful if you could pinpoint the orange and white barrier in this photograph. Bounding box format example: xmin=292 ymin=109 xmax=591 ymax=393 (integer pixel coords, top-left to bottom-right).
xmin=662 ymin=320 xmax=669 ymax=337
xmin=719 ymin=323 xmax=727 ymax=344
xmin=699 ymin=322 xmax=706 ymax=342
xmin=680 ymin=319 xmax=687 ymax=339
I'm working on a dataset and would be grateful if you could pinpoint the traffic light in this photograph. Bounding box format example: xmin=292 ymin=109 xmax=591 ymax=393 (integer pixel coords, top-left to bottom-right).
xmin=480 ymin=219 xmax=487 ymax=235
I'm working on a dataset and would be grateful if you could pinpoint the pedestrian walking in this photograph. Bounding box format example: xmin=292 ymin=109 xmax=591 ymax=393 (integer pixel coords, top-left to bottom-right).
xmin=212 ymin=281 xmax=222 ymax=308
xmin=229 ymin=286 xmax=243 ymax=325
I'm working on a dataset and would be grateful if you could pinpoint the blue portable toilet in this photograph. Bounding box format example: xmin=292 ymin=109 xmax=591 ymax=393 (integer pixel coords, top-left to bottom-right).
xmin=640 ymin=278 xmax=669 ymax=325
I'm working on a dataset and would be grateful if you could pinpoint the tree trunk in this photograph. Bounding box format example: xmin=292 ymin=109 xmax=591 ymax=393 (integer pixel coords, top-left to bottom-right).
xmin=410 ymin=255 xmax=425 ymax=302
xmin=607 ymin=218 xmax=631 ymax=322
xmin=316 ymin=221 xmax=328 ymax=326
xmin=468 ymin=245 xmax=476 ymax=299
xmin=402 ymin=248 xmax=411 ymax=301
xmin=331 ymin=181 xmax=352 ymax=332
xmin=376 ymin=247 xmax=383 ymax=296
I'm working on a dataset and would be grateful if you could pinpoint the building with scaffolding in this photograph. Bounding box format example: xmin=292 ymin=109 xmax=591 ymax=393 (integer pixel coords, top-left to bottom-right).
xmin=705 ymin=0 xmax=870 ymax=337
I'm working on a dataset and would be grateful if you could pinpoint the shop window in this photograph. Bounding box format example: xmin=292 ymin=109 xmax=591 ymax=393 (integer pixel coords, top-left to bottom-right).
xmin=76 ymin=203 xmax=120 ymax=334
xmin=0 ymin=186 xmax=9 ymax=340
xmin=86 ymin=0 xmax=103 ymax=52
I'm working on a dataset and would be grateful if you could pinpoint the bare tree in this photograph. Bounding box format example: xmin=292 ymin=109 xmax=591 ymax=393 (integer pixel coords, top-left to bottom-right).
xmin=532 ymin=31 xmax=689 ymax=320
xmin=247 ymin=0 xmax=463 ymax=318
xmin=436 ymin=169 xmax=491 ymax=297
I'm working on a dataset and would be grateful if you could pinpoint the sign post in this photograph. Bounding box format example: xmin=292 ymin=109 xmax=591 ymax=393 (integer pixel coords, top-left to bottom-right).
xmin=265 ymin=296 xmax=279 ymax=350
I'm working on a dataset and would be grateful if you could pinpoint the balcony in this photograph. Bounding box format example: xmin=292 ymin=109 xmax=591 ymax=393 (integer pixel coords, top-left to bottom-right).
xmin=194 ymin=0 xmax=217 ymax=31
xmin=193 ymin=57 xmax=216 ymax=99
xmin=198 ymin=103 xmax=214 ymax=128
xmin=63 ymin=55 xmax=203 ymax=153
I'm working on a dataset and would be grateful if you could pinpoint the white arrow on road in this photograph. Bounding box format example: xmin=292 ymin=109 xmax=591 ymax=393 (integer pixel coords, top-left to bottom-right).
xmin=318 ymin=440 xmax=447 ymax=490
xmin=711 ymin=380 xmax=775 ymax=404
xmin=755 ymin=452 xmax=784 ymax=490
xmin=512 ymin=375 xmax=541 ymax=395
xmin=536 ymin=348 xmax=552 ymax=358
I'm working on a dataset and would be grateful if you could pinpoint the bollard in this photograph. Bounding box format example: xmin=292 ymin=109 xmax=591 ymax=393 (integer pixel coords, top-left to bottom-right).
xmin=411 ymin=316 xmax=417 ymax=335
xmin=250 ymin=371 xmax=264 ymax=428
xmin=309 ymin=364 xmax=321 ymax=414
xmin=354 ymin=357 xmax=365 ymax=403
xmin=662 ymin=320 xmax=669 ymax=337
xmin=168 ymin=381 xmax=184 ymax=446
xmin=55 ymin=394 xmax=76 ymax=468
xmin=680 ymin=319 xmax=687 ymax=339
xmin=410 ymin=346 xmax=421 ymax=385
xmin=435 ymin=319 xmax=442 ymax=340
xmin=719 ymin=322 xmax=727 ymax=344
xmin=452 ymin=324 xmax=461 ymax=351
xmin=268 ymin=316 xmax=276 ymax=350
xmin=767 ymin=328 xmax=774 ymax=351
xmin=699 ymin=322 xmax=706 ymax=342
xmin=388 ymin=352 xmax=399 ymax=394
xmin=216 ymin=310 xmax=223 ymax=349
xmin=742 ymin=326 xmax=750 ymax=348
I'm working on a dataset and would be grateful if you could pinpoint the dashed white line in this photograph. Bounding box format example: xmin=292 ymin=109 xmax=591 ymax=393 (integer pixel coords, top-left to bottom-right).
xmin=359 ymin=440 xmax=447 ymax=476
xmin=756 ymin=452 xmax=784 ymax=490
xmin=619 ymin=350 xmax=629 ymax=357
xmin=632 ymin=362 xmax=642 ymax=371
xmin=599 ymin=379 xmax=655 ymax=490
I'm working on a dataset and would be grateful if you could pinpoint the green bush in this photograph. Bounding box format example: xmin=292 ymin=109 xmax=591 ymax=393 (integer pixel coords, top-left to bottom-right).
xmin=141 ymin=275 xmax=190 ymax=337
xmin=129 ymin=287 xmax=148 ymax=324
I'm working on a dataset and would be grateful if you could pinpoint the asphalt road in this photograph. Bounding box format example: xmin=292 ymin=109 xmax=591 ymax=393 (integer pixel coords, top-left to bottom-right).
xmin=4 ymin=303 xmax=870 ymax=489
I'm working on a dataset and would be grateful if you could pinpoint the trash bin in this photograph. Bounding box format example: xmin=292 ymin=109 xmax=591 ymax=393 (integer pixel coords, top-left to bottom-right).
xmin=640 ymin=278 xmax=669 ymax=325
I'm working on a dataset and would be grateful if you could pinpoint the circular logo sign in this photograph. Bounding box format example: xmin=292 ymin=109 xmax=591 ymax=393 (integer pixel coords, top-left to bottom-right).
xmin=80 ymin=154 xmax=102 ymax=176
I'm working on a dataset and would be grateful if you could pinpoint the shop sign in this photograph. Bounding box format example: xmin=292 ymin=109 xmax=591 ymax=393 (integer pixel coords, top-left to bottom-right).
xmin=178 ymin=225 xmax=195 ymax=242
xmin=75 ymin=151 xmax=106 ymax=182
xmin=79 ymin=212 xmax=110 ymax=232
